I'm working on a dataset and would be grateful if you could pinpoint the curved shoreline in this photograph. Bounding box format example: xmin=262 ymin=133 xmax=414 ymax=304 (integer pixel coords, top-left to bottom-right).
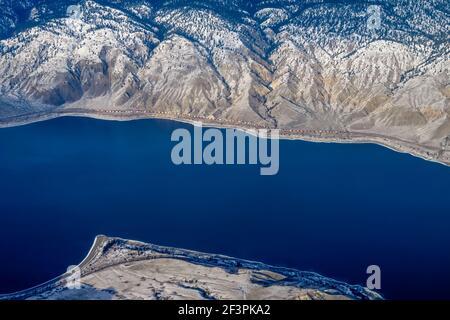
xmin=0 ymin=235 xmax=106 ymax=299
xmin=0 ymin=235 xmax=382 ymax=300
xmin=0 ymin=109 xmax=449 ymax=167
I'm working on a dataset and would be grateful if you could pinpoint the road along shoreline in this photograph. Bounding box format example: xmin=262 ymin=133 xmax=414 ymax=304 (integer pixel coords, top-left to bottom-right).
xmin=0 ymin=109 xmax=449 ymax=167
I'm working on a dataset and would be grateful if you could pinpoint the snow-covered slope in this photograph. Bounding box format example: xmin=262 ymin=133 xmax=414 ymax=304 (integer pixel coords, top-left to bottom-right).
xmin=0 ymin=235 xmax=382 ymax=300
xmin=0 ymin=0 xmax=449 ymax=164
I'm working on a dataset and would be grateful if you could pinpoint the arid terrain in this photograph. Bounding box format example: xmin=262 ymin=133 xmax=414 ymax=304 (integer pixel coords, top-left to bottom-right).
xmin=0 ymin=0 xmax=449 ymax=165
xmin=0 ymin=236 xmax=382 ymax=300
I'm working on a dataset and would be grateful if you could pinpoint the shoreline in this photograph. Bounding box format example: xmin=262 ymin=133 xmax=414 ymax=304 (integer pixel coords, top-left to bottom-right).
xmin=0 ymin=235 xmax=382 ymax=300
xmin=0 ymin=109 xmax=449 ymax=167
xmin=0 ymin=236 xmax=107 ymax=300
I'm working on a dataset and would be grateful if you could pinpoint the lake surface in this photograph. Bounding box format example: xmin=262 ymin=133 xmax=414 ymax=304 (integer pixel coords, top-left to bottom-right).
xmin=0 ymin=116 xmax=449 ymax=299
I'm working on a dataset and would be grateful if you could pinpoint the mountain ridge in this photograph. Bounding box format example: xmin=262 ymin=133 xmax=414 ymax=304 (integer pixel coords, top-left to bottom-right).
xmin=0 ymin=0 xmax=449 ymax=164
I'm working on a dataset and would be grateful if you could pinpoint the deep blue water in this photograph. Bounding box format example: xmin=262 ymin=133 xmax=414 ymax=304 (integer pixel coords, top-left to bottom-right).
xmin=0 ymin=117 xmax=449 ymax=299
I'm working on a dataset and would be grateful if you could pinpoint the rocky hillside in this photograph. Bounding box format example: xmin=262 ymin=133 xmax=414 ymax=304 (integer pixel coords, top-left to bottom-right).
xmin=0 ymin=0 xmax=449 ymax=163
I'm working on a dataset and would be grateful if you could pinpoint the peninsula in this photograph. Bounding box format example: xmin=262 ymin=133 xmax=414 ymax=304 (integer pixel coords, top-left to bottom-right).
xmin=0 ymin=236 xmax=382 ymax=300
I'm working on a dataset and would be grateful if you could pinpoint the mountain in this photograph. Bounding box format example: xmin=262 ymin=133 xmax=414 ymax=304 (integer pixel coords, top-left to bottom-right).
xmin=0 ymin=0 xmax=449 ymax=164
xmin=0 ymin=235 xmax=382 ymax=300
